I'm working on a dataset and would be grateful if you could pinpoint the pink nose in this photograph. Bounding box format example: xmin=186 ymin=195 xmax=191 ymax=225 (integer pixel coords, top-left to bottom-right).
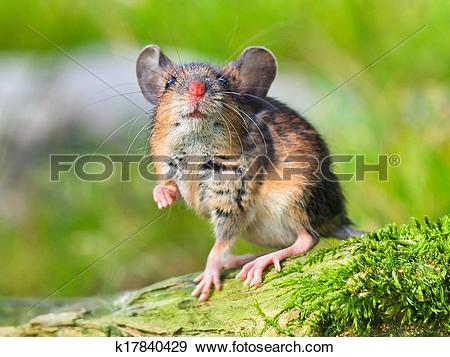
xmin=188 ymin=80 xmax=205 ymax=98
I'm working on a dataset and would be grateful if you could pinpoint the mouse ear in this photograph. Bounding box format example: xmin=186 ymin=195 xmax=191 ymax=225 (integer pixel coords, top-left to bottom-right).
xmin=227 ymin=47 xmax=277 ymax=98
xmin=136 ymin=45 xmax=174 ymax=104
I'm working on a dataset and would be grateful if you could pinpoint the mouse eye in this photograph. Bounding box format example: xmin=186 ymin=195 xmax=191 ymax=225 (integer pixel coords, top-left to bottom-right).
xmin=216 ymin=75 xmax=228 ymax=86
xmin=165 ymin=76 xmax=176 ymax=89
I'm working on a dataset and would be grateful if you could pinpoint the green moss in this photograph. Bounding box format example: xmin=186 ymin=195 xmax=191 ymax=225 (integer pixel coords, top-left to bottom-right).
xmin=274 ymin=216 xmax=450 ymax=336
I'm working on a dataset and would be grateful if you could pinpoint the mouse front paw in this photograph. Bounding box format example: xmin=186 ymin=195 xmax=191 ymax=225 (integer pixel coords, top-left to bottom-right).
xmin=192 ymin=265 xmax=222 ymax=302
xmin=153 ymin=184 xmax=178 ymax=209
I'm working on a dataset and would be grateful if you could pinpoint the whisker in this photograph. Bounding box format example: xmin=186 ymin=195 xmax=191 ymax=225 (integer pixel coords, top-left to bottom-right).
xmin=218 ymin=112 xmax=234 ymax=150
xmin=227 ymin=102 xmax=270 ymax=155
xmin=93 ymin=111 xmax=147 ymax=155
xmin=223 ymin=21 xmax=291 ymax=63
xmin=87 ymin=91 xmax=155 ymax=107
xmin=223 ymin=91 xmax=281 ymax=112
xmin=128 ymin=111 xmax=150 ymax=143
xmin=125 ymin=121 xmax=153 ymax=156
xmin=223 ymin=91 xmax=288 ymax=155
xmin=222 ymin=102 xmax=261 ymax=155
xmin=217 ymin=112 xmax=244 ymax=156
xmin=222 ymin=102 xmax=268 ymax=156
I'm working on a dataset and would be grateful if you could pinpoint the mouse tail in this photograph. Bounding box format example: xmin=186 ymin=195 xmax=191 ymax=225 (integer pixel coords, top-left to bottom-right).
xmin=332 ymin=224 xmax=367 ymax=240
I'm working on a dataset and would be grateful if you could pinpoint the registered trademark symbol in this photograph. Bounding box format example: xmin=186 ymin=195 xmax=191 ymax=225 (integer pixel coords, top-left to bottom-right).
xmin=389 ymin=155 xmax=401 ymax=166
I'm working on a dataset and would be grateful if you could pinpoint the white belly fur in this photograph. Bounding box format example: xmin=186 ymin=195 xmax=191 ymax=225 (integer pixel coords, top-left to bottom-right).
xmin=242 ymin=192 xmax=299 ymax=249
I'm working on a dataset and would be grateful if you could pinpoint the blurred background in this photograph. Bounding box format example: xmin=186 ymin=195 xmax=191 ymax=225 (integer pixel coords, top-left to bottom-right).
xmin=0 ymin=0 xmax=448 ymax=309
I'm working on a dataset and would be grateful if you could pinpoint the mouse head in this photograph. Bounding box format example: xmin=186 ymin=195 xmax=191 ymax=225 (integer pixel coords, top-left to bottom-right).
xmin=136 ymin=45 xmax=277 ymax=120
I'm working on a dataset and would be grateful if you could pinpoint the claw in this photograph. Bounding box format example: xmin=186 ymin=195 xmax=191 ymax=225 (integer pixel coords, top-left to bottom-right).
xmin=273 ymin=258 xmax=281 ymax=272
xmin=193 ymin=272 xmax=204 ymax=283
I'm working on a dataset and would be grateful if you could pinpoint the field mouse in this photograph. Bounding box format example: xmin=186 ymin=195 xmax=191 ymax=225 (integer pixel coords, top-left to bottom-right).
xmin=136 ymin=45 xmax=364 ymax=301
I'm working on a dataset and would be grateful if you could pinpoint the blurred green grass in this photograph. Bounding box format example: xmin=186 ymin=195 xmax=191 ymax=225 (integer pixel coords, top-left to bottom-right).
xmin=0 ymin=0 xmax=448 ymax=299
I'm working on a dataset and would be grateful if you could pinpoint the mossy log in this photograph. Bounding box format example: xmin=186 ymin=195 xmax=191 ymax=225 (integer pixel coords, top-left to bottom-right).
xmin=1 ymin=216 xmax=449 ymax=337
xmin=0 ymin=241 xmax=334 ymax=337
